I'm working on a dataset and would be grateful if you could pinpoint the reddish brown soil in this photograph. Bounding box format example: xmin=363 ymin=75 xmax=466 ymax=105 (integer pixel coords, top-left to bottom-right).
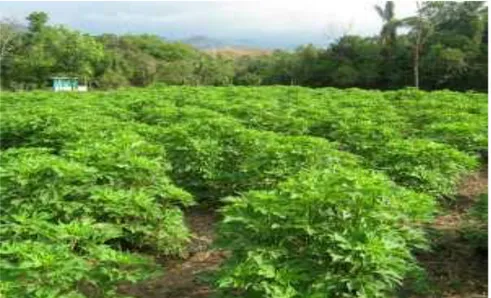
xmin=433 ymin=167 xmax=488 ymax=230
xmin=119 ymin=207 xmax=225 ymax=298
xmin=409 ymin=166 xmax=488 ymax=298
xmin=458 ymin=167 xmax=489 ymax=200
xmin=120 ymin=251 xmax=226 ymax=298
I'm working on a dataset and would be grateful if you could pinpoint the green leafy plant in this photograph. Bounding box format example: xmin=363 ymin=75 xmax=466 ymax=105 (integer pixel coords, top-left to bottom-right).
xmin=370 ymin=139 xmax=478 ymax=196
xmin=216 ymin=167 xmax=435 ymax=298
xmin=0 ymin=143 xmax=192 ymax=296
xmin=462 ymin=193 xmax=488 ymax=251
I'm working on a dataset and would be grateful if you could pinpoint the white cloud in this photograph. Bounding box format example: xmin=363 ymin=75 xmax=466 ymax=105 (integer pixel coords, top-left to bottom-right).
xmin=84 ymin=1 xmax=417 ymax=36
xmin=0 ymin=1 xmax=419 ymax=46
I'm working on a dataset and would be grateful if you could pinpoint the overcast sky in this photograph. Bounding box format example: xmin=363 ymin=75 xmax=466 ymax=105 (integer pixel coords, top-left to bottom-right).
xmin=0 ymin=1 xmax=418 ymax=48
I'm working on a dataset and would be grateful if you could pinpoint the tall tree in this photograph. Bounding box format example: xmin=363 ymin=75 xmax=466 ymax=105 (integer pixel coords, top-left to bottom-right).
xmin=26 ymin=11 xmax=48 ymax=33
xmin=417 ymin=1 xmax=487 ymax=90
xmin=374 ymin=1 xmax=402 ymax=88
xmin=0 ymin=18 xmax=21 ymax=64
xmin=0 ymin=18 xmax=23 ymax=90
xmin=402 ymin=2 xmax=434 ymax=88
xmin=374 ymin=1 xmax=399 ymax=49
xmin=51 ymin=27 xmax=104 ymax=82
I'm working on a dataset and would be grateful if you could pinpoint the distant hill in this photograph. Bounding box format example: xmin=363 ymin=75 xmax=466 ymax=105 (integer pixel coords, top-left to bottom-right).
xmin=178 ymin=35 xmax=226 ymax=49
xmin=205 ymin=46 xmax=272 ymax=57
xmin=175 ymin=35 xmax=272 ymax=57
xmin=170 ymin=34 xmax=327 ymax=50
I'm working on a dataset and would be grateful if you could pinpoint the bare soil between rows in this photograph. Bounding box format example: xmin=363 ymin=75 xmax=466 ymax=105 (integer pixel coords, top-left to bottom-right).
xmin=408 ymin=166 xmax=488 ymax=298
xmin=119 ymin=206 xmax=225 ymax=298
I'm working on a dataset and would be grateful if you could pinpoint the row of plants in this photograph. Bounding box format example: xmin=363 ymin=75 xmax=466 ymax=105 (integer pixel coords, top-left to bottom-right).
xmin=216 ymin=167 xmax=435 ymax=297
xmin=121 ymin=86 xmax=483 ymax=196
xmin=1 ymin=95 xmax=193 ymax=297
xmin=147 ymin=86 xmax=487 ymax=156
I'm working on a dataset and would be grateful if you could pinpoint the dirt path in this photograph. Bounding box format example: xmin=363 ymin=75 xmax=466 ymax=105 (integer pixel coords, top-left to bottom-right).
xmin=406 ymin=166 xmax=488 ymax=298
xmin=434 ymin=166 xmax=488 ymax=230
xmin=120 ymin=207 xmax=225 ymax=298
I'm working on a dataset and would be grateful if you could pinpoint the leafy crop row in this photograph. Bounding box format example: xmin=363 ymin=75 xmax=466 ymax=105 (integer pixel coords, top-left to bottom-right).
xmin=1 ymin=95 xmax=193 ymax=297
xmin=217 ymin=167 xmax=435 ymax=297
xmin=149 ymin=86 xmax=484 ymax=196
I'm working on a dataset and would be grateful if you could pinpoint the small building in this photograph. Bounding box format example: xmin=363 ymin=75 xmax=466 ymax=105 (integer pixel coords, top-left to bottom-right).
xmin=51 ymin=77 xmax=88 ymax=92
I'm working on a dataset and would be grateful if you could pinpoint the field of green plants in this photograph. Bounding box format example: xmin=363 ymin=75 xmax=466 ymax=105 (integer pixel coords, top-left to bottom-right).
xmin=0 ymin=86 xmax=487 ymax=298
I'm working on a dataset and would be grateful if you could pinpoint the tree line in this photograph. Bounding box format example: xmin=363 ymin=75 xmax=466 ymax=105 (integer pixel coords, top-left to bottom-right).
xmin=0 ymin=1 xmax=487 ymax=91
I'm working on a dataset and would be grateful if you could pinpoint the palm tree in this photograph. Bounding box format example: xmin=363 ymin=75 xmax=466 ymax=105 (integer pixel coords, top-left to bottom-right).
xmin=374 ymin=1 xmax=401 ymax=49
xmin=374 ymin=1 xmax=403 ymax=88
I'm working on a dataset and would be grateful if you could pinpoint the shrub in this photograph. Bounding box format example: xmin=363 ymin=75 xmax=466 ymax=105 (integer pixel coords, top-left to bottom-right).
xmin=0 ymin=104 xmax=60 ymax=149
xmin=0 ymin=220 xmax=156 ymax=298
xmin=61 ymin=131 xmax=194 ymax=252
xmin=462 ymin=193 xmax=488 ymax=251
xmin=154 ymin=117 xmax=358 ymax=199
xmin=419 ymin=121 xmax=488 ymax=154
xmin=216 ymin=167 xmax=435 ymax=298
xmin=370 ymin=139 xmax=479 ymax=196
xmin=0 ymin=145 xmax=192 ymax=296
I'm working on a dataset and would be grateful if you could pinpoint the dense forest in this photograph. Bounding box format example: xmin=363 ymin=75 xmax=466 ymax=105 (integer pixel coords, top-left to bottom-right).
xmin=0 ymin=1 xmax=488 ymax=91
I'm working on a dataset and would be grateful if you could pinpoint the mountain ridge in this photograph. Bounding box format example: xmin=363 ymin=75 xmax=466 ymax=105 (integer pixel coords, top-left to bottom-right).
xmin=172 ymin=35 xmax=288 ymax=50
